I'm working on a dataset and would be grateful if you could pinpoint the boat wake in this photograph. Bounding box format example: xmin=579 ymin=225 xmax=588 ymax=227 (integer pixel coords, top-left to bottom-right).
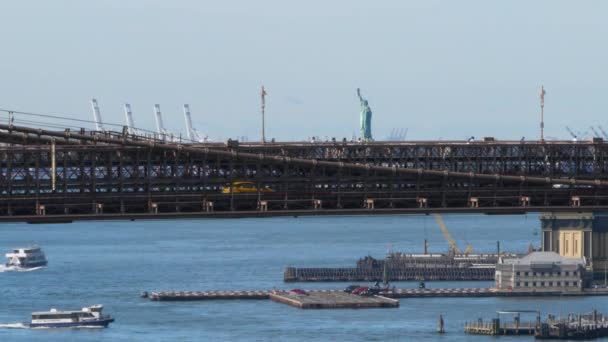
xmin=30 ymin=325 xmax=105 ymax=330
xmin=0 ymin=323 xmax=105 ymax=330
xmin=0 ymin=323 xmax=29 ymax=329
xmin=0 ymin=265 xmax=45 ymax=272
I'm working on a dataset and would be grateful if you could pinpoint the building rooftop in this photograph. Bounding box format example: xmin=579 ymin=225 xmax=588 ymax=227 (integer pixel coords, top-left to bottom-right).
xmin=500 ymin=252 xmax=585 ymax=266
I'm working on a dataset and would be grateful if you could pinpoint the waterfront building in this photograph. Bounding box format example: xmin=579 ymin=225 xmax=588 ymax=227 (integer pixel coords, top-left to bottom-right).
xmin=495 ymin=252 xmax=585 ymax=292
xmin=540 ymin=212 xmax=608 ymax=278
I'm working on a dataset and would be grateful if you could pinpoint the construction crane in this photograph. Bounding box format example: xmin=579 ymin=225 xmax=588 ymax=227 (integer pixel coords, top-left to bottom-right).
xmin=590 ymin=126 xmax=602 ymax=138
xmin=565 ymin=126 xmax=578 ymax=141
xmin=433 ymin=214 xmax=472 ymax=254
xmin=183 ymin=104 xmax=206 ymax=142
xmin=90 ymin=98 xmax=105 ymax=132
xmin=124 ymin=103 xmax=137 ymax=135
xmin=599 ymin=126 xmax=608 ymax=139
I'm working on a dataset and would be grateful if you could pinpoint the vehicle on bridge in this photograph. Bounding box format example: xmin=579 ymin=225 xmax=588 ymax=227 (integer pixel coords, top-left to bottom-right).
xmin=221 ymin=181 xmax=274 ymax=194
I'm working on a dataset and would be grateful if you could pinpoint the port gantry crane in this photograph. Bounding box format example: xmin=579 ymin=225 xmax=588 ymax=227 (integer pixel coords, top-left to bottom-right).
xmin=599 ymin=126 xmax=608 ymax=140
xmin=590 ymin=126 xmax=602 ymax=139
xmin=183 ymin=104 xmax=207 ymax=142
xmin=433 ymin=214 xmax=472 ymax=254
xmin=90 ymin=98 xmax=105 ymax=132
xmin=123 ymin=103 xmax=138 ymax=135
xmin=565 ymin=126 xmax=578 ymax=141
xmin=153 ymin=104 xmax=175 ymax=141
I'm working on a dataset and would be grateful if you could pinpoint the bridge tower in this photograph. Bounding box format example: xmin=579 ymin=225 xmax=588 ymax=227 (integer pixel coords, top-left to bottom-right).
xmin=541 ymin=212 xmax=608 ymax=279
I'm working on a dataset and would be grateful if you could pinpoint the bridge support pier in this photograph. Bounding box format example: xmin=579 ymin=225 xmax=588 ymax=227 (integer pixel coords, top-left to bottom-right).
xmin=203 ymin=200 xmax=214 ymax=213
xmin=313 ymin=199 xmax=322 ymax=210
xmin=258 ymin=200 xmax=268 ymax=212
xmin=94 ymin=203 xmax=103 ymax=215
xmin=36 ymin=203 xmax=45 ymax=216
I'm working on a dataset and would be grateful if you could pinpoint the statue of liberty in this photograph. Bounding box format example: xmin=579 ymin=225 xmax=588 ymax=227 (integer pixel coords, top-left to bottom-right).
xmin=357 ymin=88 xmax=373 ymax=141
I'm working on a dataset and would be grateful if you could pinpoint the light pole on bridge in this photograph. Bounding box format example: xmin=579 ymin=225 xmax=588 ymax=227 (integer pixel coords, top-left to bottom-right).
xmin=540 ymin=85 xmax=546 ymax=142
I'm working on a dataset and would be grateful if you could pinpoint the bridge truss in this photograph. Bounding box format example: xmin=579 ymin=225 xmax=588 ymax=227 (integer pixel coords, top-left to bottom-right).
xmin=0 ymin=124 xmax=608 ymax=221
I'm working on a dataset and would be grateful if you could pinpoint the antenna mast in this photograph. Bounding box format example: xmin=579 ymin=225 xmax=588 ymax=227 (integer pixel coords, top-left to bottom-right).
xmin=539 ymin=86 xmax=546 ymax=142
xmin=261 ymin=86 xmax=267 ymax=143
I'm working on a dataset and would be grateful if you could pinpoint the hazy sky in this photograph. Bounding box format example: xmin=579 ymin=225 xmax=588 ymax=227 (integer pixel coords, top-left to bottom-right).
xmin=0 ymin=1 xmax=606 ymax=141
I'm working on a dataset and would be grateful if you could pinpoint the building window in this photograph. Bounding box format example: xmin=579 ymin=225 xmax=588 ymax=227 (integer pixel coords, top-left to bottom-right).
xmin=541 ymin=272 xmax=545 ymax=276
xmin=516 ymin=271 xmax=520 ymax=276
xmin=549 ymin=281 xmax=553 ymax=287
xmin=565 ymin=281 xmax=569 ymax=286
xmin=525 ymin=272 xmax=529 ymax=276
xmin=565 ymin=271 xmax=569 ymax=276
xmin=524 ymin=282 xmax=529 ymax=287
xmin=516 ymin=282 xmax=520 ymax=287
xmin=540 ymin=282 xmax=545 ymax=287
xmin=532 ymin=282 xmax=537 ymax=287
xmin=533 ymin=272 xmax=537 ymax=276
xmin=556 ymin=281 xmax=561 ymax=286
xmin=557 ymin=271 xmax=561 ymax=276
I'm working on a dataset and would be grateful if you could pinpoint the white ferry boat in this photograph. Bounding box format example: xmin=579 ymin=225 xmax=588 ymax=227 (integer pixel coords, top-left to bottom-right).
xmin=29 ymin=305 xmax=114 ymax=328
xmin=5 ymin=246 xmax=47 ymax=268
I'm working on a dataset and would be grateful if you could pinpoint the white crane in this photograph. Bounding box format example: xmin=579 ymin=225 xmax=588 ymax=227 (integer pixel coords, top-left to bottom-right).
xmin=124 ymin=103 xmax=137 ymax=135
xmin=90 ymin=98 xmax=105 ymax=132
xmin=183 ymin=104 xmax=207 ymax=142
xmin=153 ymin=104 xmax=172 ymax=140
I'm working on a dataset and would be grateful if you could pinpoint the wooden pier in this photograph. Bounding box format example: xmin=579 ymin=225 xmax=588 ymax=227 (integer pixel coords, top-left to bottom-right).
xmin=465 ymin=310 xmax=540 ymax=336
xmin=269 ymin=291 xmax=399 ymax=309
xmin=465 ymin=310 xmax=608 ymax=339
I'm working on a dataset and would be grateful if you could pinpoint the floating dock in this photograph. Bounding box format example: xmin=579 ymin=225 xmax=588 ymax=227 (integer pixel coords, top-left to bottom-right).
xmin=145 ymin=288 xmax=608 ymax=302
xmin=149 ymin=290 xmax=270 ymax=301
xmin=269 ymin=291 xmax=399 ymax=309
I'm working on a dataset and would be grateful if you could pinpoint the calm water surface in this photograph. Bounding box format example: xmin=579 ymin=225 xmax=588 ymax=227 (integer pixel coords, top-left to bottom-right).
xmin=0 ymin=214 xmax=604 ymax=341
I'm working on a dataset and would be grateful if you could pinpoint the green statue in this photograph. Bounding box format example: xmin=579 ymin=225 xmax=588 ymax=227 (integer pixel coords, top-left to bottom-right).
xmin=357 ymin=88 xmax=373 ymax=141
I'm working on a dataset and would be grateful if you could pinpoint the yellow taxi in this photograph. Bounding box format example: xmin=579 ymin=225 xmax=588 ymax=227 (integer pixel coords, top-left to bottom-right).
xmin=221 ymin=181 xmax=274 ymax=194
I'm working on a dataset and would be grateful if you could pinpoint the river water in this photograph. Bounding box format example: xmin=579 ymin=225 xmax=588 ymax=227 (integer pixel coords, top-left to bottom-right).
xmin=0 ymin=214 xmax=605 ymax=341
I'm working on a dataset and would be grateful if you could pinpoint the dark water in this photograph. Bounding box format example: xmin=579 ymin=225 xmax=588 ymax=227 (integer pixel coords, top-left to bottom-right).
xmin=0 ymin=214 xmax=605 ymax=341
